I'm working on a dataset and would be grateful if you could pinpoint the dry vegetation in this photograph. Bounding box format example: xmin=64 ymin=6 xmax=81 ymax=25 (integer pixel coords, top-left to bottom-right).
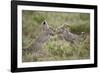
xmin=22 ymin=10 xmax=90 ymax=62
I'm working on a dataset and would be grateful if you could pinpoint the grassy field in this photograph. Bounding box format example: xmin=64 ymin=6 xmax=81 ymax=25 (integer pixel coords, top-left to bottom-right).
xmin=22 ymin=10 xmax=90 ymax=62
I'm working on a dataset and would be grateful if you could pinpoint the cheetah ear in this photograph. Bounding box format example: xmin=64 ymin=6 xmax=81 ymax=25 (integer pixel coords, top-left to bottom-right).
xmin=63 ymin=23 xmax=70 ymax=28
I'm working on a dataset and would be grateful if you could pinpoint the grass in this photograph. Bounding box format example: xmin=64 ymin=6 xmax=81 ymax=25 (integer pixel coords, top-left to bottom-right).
xmin=22 ymin=10 xmax=90 ymax=62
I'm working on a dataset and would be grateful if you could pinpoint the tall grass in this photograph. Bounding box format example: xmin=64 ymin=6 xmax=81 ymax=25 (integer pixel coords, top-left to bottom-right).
xmin=22 ymin=10 xmax=90 ymax=62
